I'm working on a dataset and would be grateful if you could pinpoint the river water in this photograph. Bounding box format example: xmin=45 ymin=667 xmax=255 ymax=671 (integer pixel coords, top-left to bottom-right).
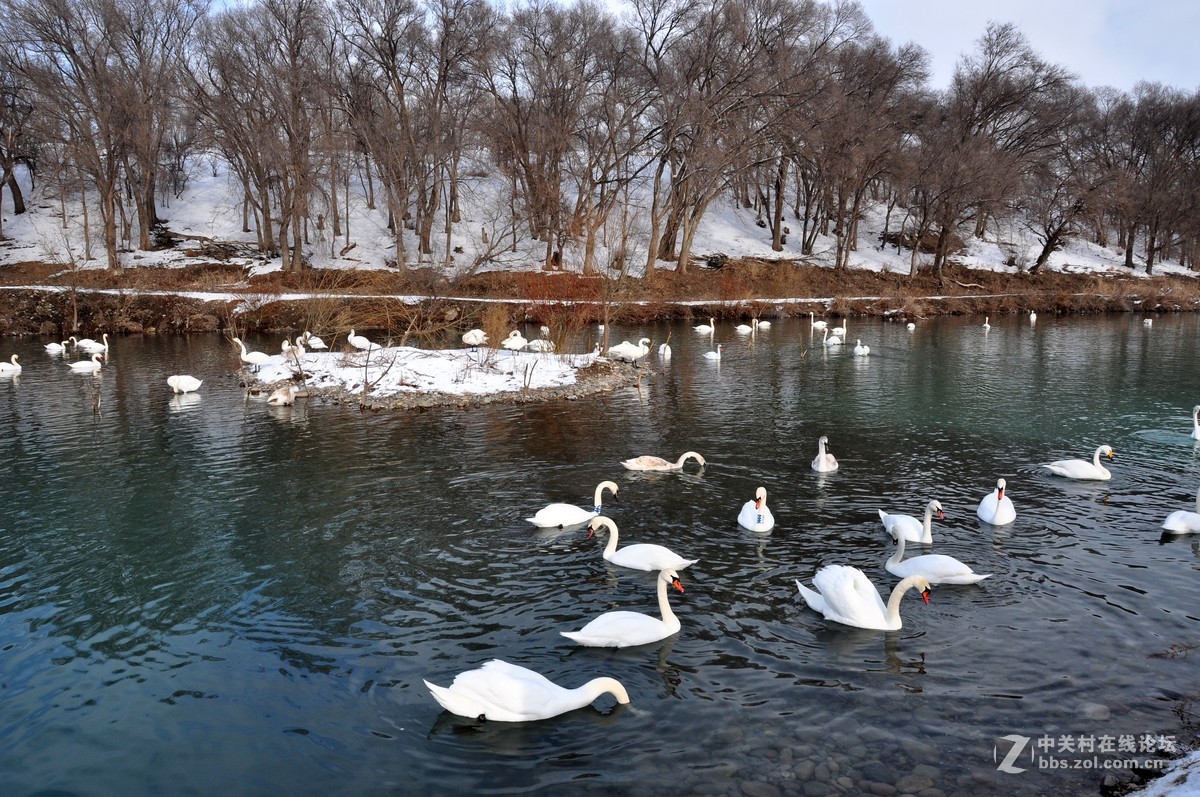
xmin=1 ymin=313 xmax=1197 ymax=796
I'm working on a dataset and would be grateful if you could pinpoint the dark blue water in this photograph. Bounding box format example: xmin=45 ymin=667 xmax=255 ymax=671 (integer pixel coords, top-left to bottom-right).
xmin=0 ymin=314 xmax=1197 ymax=796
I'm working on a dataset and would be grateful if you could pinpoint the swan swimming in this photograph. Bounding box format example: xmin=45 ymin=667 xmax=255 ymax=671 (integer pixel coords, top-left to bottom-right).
xmin=703 ymin=344 xmax=723 ymax=360
xmin=0 ymin=354 xmax=20 ymax=373
xmin=1163 ymin=485 xmax=1200 ymax=535
xmin=1042 ymin=445 xmax=1114 ymax=481
xmin=266 ymin=384 xmax=299 ymax=405
xmin=76 ymin=333 xmax=109 ymax=352
xmin=878 ymin=499 xmax=943 ymax=544
xmin=810 ymin=312 xmax=828 ymax=331
xmin=738 ymin=486 xmax=774 ymax=532
xmin=67 ymin=353 xmax=103 ymax=372
xmin=587 ymin=516 xmax=698 ymax=571
xmin=561 ymin=568 xmax=685 ymax=647
xmin=424 ymin=659 xmax=630 ymax=722
xmin=526 ymin=481 xmax=618 ymax=528
xmin=853 ymin=339 xmax=870 ymax=356
xmin=885 ymin=530 xmax=990 ymax=585
xmin=1191 ymin=405 xmax=1200 ymax=440
xmin=167 ymin=375 xmax=202 ymax=394
xmin=796 ymin=565 xmax=931 ymax=631
xmin=811 ymin=435 xmax=838 ymax=473
xmin=44 ymin=340 xmax=70 ymax=353
xmin=822 ymin=328 xmax=842 ymax=347
xmin=977 ymin=478 xmax=1016 ymax=525
xmin=621 ymin=451 xmax=705 ymax=472
xmin=694 ymin=317 xmax=715 ymax=333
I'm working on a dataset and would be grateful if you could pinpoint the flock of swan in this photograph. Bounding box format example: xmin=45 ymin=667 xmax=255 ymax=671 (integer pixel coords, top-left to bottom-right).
xmin=427 ymin=400 xmax=1200 ymax=723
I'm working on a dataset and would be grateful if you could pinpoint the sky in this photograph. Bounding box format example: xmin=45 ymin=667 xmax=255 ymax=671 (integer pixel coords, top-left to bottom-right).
xmin=854 ymin=0 xmax=1200 ymax=93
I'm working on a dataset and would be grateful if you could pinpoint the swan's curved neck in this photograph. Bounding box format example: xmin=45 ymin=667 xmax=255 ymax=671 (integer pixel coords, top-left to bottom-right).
xmin=656 ymin=574 xmax=678 ymax=627
xmin=599 ymin=523 xmax=619 ymax=557
xmin=817 ymin=438 xmax=827 ymax=457
xmin=577 ymin=677 xmax=630 ymax=707
xmin=1092 ymin=448 xmax=1111 ymax=474
xmin=1194 ymin=485 xmax=1200 ymax=513
xmin=922 ymin=503 xmax=935 ymax=533
xmin=885 ymin=576 xmax=925 ymax=627
xmin=593 ymin=483 xmax=608 ymax=512
xmin=887 ymin=534 xmax=907 ymax=568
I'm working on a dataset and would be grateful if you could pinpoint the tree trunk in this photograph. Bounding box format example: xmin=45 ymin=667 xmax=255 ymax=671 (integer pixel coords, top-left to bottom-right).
xmin=771 ymin=157 xmax=786 ymax=252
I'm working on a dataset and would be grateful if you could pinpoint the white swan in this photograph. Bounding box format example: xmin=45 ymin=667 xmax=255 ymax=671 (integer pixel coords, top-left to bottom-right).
xmin=982 ymin=317 xmax=991 ymax=330
xmin=1042 ymin=445 xmax=1114 ymax=481
xmin=810 ymin=312 xmax=828 ymax=331
xmin=526 ymin=481 xmax=618 ymax=528
xmin=76 ymin=333 xmax=109 ymax=352
xmin=853 ymin=339 xmax=870 ymax=356
xmin=735 ymin=322 xmax=754 ymax=334
xmin=348 ymin=329 xmax=378 ymax=351
xmin=302 ymin=330 xmax=327 ymax=349
xmin=266 ymin=384 xmax=299 ymax=405
xmin=1191 ymin=405 xmax=1200 ymax=440
xmin=607 ymin=337 xmax=651 ymax=362
xmin=830 ymin=319 xmax=847 ymax=338
xmin=754 ymin=319 xmax=771 ymax=329
xmin=231 ymin=337 xmax=271 ymax=372
xmin=1143 ymin=318 xmax=1153 ymax=327
xmin=703 ymin=344 xmax=723 ymax=360
xmin=738 ymin=486 xmax=775 ymax=532
xmin=561 ymin=568 xmax=685 ymax=647
xmin=588 ymin=516 xmax=698 ymax=571
xmin=525 ymin=337 xmax=556 ymax=353
xmin=811 ymin=435 xmax=838 ymax=473
xmin=796 ymin=565 xmax=931 ymax=631
xmin=658 ymin=343 xmax=672 ymax=359
xmin=424 ymin=659 xmax=630 ymax=722
xmin=1163 ymin=485 xmax=1200 ymax=535
xmin=1029 ymin=310 xmax=1037 ymax=323
xmin=67 ymin=353 xmax=103 ymax=372
xmin=694 ymin=317 xmax=715 ymax=333
xmin=167 ymin=375 xmax=202 ymax=394
xmin=461 ymin=328 xmax=487 ymax=347
xmin=977 ymin=478 xmax=1016 ymax=525
xmin=621 ymin=451 xmax=705 ymax=472
xmin=0 ymin=354 xmax=20 ymax=373
xmin=44 ymin=340 xmax=70 ymax=353
xmin=906 ymin=322 xmax=915 ymax=331
xmin=878 ymin=499 xmax=943 ymax=544
xmin=885 ymin=530 xmax=990 ymax=585
xmin=822 ymin=328 xmax=842 ymax=347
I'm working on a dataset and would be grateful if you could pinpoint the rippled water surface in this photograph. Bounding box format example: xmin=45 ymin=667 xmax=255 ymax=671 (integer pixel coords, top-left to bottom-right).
xmin=2 ymin=315 xmax=1199 ymax=796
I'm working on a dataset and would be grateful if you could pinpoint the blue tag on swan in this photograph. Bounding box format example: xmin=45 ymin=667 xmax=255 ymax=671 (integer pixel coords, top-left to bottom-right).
xmin=757 ymin=514 xmax=763 ymax=524
xmin=594 ymin=506 xmax=601 ymax=514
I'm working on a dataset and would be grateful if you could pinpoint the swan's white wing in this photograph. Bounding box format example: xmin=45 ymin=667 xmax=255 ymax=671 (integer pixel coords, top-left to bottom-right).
xmin=888 ymin=553 xmax=990 ymax=585
xmin=562 ymin=610 xmax=675 ymax=647
xmin=621 ymin=455 xmax=672 ymax=471
xmin=1163 ymin=510 xmax=1200 ymax=534
xmin=880 ymin=511 xmax=923 ymax=541
xmin=526 ymin=502 xmax=592 ymax=527
xmin=608 ymin=543 xmax=697 ymax=571
xmin=809 ymin=565 xmax=887 ymax=628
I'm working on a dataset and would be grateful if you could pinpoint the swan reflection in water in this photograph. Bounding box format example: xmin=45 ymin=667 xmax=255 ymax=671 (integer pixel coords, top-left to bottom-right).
xmin=169 ymin=393 xmax=202 ymax=413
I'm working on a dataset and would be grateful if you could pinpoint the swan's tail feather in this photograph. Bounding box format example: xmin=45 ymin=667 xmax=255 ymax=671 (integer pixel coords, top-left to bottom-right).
xmin=795 ymin=579 xmax=827 ymax=613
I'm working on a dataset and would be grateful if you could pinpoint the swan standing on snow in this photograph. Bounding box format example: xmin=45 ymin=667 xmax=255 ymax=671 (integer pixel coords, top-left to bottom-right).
xmin=1190 ymin=405 xmax=1200 ymax=440
xmin=348 ymin=329 xmax=378 ymax=351
xmin=607 ymin=337 xmax=651 ymax=362
xmin=461 ymin=329 xmax=487 ymax=348
xmin=703 ymin=344 xmax=723 ymax=360
xmin=67 ymin=353 xmax=103 ymax=372
xmin=167 ymin=375 xmax=202 ymax=394
xmin=977 ymin=478 xmax=1016 ymax=525
xmin=878 ymin=499 xmax=944 ymax=544
xmin=621 ymin=451 xmax=705 ymax=472
xmin=853 ymin=339 xmax=870 ymax=356
xmin=424 ymin=659 xmax=630 ymax=722
xmin=738 ymin=486 xmax=775 ymax=532
xmin=232 ymin=337 xmax=271 ymax=372
xmin=811 ymin=435 xmax=838 ymax=472
xmin=561 ymin=568 xmax=685 ymax=647
xmin=302 ymin=330 xmax=327 ymax=349
xmin=694 ymin=317 xmax=715 ymax=333
xmin=1042 ymin=445 xmax=1115 ymax=480
xmin=885 ymin=531 xmax=990 ymax=585
xmin=499 ymin=329 xmax=528 ymax=352
xmin=526 ymin=481 xmax=618 ymax=528
xmin=796 ymin=565 xmax=930 ymax=631
xmin=587 ymin=516 xmax=698 ymax=571
xmin=0 ymin=354 xmax=20 ymax=373
xmin=1163 ymin=485 xmax=1200 ymax=535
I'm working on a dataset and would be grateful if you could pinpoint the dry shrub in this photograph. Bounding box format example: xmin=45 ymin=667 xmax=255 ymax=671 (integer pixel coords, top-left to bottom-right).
xmin=479 ymin=303 xmax=515 ymax=349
